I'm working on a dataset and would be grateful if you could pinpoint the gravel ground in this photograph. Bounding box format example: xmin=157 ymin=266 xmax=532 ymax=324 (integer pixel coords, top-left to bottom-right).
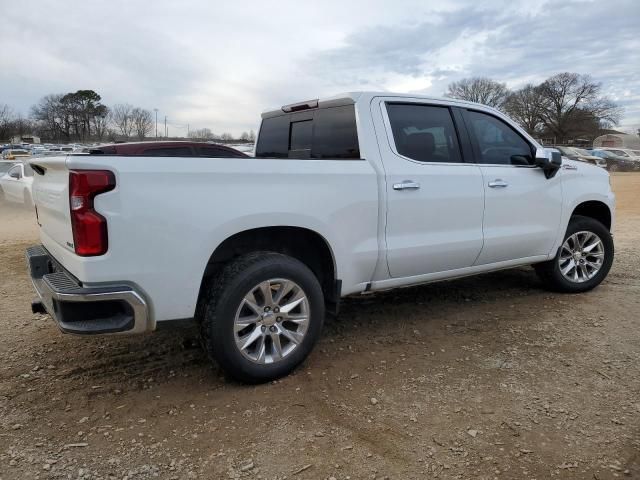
xmin=0 ymin=174 xmax=639 ymax=480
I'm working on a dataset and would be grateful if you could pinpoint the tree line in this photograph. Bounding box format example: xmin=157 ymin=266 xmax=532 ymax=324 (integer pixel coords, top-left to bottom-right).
xmin=187 ymin=127 xmax=255 ymax=142
xmin=1 ymin=90 xmax=250 ymax=143
xmin=2 ymin=74 xmax=627 ymax=145
xmin=446 ymin=72 xmax=623 ymax=143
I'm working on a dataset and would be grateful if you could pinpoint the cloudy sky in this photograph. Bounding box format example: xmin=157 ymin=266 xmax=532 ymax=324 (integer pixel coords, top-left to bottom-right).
xmin=2 ymin=0 xmax=639 ymax=136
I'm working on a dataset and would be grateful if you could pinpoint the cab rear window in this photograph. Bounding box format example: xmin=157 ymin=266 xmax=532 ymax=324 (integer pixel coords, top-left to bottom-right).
xmin=255 ymin=105 xmax=360 ymax=159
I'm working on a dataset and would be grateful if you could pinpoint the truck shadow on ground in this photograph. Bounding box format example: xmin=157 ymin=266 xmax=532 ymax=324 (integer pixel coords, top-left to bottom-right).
xmin=39 ymin=266 xmax=546 ymax=393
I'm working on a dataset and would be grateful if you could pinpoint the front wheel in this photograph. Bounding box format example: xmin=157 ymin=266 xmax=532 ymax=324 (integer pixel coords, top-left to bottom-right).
xmin=535 ymin=215 xmax=614 ymax=293
xmin=197 ymin=252 xmax=325 ymax=383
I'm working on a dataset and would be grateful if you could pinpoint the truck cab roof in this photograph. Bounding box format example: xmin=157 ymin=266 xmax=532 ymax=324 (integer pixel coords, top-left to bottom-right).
xmin=261 ymin=91 xmax=498 ymax=118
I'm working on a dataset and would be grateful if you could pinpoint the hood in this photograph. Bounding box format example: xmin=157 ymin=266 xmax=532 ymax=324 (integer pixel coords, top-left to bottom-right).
xmin=562 ymin=158 xmax=609 ymax=177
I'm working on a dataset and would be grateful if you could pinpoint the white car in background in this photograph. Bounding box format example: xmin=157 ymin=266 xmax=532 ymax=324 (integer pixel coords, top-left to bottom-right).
xmin=0 ymin=162 xmax=34 ymax=207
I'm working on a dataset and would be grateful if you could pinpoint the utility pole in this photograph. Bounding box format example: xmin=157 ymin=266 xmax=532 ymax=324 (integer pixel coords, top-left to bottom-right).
xmin=154 ymin=108 xmax=158 ymax=139
xmin=164 ymin=116 xmax=167 ymax=138
xmin=187 ymin=124 xmax=189 ymax=138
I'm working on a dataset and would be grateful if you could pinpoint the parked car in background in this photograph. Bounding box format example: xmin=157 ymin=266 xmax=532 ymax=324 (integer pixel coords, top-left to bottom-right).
xmin=30 ymin=146 xmax=48 ymax=156
xmin=590 ymin=149 xmax=640 ymax=172
xmin=0 ymin=162 xmax=34 ymax=206
xmin=600 ymin=148 xmax=640 ymax=161
xmin=552 ymin=146 xmax=606 ymax=168
xmin=88 ymin=141 xmax=249 ymax=157
xmin=2 ymin=149 xmax=31 ymax=161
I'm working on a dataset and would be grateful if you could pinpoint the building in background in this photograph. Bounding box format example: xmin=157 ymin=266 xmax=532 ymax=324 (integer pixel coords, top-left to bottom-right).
xmin=593 ymin=133 xmax=640 ymax=149
xmin=10 ymin=134 xmax=41 ymax=144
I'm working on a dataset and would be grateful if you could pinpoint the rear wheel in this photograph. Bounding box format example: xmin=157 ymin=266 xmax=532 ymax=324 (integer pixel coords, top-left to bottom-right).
xmin=535 ymin=215 xmax=613 ymax=293
xmin=197 ymin=252 xmax=325 ymax=383
xmin=608 ymin=163 xmax=619 ymax=172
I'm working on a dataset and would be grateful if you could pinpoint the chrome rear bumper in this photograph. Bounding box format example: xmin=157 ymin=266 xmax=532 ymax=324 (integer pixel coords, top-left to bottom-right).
xmin=26 ymin=245 xmax=152 ymax=335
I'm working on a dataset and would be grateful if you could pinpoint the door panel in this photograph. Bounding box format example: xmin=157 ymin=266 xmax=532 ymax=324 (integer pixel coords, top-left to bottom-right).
xmin=459 ymin=108 xmax=563 ymax=265
xmin=386 ymin=165 xmax=485 ymax=276
xmin=476 ymin=165 xmax=562 ymax=264
xmin=378 ymin=100 xmax=485 ymax=278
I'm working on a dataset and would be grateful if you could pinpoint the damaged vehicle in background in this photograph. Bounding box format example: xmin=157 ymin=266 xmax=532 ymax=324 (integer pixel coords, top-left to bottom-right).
xmin=0 ymin=162 xmax=34 ymax=207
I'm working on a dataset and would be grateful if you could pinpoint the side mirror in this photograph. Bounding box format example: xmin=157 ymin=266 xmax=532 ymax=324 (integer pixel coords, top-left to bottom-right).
xmin=534 ymin=148 xmax=562 ymax=179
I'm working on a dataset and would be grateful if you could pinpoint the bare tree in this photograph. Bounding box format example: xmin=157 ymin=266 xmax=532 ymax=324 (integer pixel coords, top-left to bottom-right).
xmin=446 ymin=77 xmax=510 ymax=108
xmin=503 ymin=84 xmax=548 ymax=135
xmin=31 ymin=94 xmax=71 ymax=141
xmin=111 ymin=103 xmax=134 ymax=138
xmin=0 ymin=104 xmax=14 ymax=141
xmin=131 ymin=108 xmax=153 ymax=140
xmin=189 ymin=127 xmax=215 ymax=140
xmin=538 ymin=73 xmax=622 ymax=143
xmin=248 ymin=130 xmax=256 ymax=142
xmin=92 ymin=109 xmax=111 ymax=141
xmin=240 ymin=131 xmax=249 ymax=141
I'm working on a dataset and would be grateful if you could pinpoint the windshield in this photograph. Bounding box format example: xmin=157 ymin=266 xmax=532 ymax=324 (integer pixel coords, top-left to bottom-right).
xmin=608 ymin=149 xmax=629 ymax=157
xmin=572 ymin=148 xmax=590 ymax=156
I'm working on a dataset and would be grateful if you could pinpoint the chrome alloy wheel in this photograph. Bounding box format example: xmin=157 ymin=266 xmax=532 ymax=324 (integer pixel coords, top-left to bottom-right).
xmin=558 ymin=231 xmax=605 ymax=283
xmin=233 ymin=279 xmax=310 ymax=364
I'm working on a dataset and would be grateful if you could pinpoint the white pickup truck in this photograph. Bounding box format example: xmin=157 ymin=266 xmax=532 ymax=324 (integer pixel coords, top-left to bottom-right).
xmin=27 ymin=92 xmax=615 ymax=382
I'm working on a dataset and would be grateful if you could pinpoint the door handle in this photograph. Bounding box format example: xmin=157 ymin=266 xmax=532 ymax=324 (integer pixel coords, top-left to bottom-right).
xmin=488 ymin=179 xmax=508 ymax=188
xmin=393 ymin=180 xmax=421 ymax=191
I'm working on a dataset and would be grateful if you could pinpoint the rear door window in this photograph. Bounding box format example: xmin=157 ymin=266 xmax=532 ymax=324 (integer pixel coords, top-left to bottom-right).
xmin=255 ymin=105 xmax=360 ymax=159
xmin=385 ymin=103 xmax=463 ymax=163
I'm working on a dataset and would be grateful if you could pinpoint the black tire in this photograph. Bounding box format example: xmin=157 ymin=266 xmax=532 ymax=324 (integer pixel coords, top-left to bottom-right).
xmin=535 ymin=215 xmax=614 ymax=293
xmin=608 ymin=163 xmax=618 ymax=172
xmin=197 ymin=252 xmax=325 ymax=383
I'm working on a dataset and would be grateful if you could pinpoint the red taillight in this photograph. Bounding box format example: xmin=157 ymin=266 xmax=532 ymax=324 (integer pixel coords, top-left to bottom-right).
xmin=69 ymin=170 xmax=115 ymax=256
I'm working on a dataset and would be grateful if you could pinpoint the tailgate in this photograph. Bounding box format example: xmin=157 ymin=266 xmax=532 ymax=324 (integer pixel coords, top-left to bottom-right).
xmin=30 ymin=156 xmax=74 ymax=253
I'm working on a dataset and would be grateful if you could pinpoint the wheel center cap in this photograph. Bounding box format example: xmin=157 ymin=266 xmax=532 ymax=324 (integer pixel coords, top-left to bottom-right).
xmin=262 ymin=311 xmax=276 ymax=326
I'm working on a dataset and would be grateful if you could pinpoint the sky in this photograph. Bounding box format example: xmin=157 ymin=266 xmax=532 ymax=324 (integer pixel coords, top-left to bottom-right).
xmin=1 ymin=0 xmax=639 ymax=137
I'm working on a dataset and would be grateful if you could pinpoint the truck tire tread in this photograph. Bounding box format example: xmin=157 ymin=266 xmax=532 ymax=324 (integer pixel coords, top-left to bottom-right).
xmin=196 ymin=251 xmax=324 ymax=383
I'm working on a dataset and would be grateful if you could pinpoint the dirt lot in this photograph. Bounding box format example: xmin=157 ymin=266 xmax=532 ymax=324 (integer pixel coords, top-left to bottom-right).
xmin=1 ymin=175 xmax=639 ymax=480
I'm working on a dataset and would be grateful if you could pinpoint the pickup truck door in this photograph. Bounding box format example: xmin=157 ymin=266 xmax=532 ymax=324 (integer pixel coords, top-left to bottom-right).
xmin=458 ymin=108 xmax=563 ymax=265
xmin=377 ymin=99 xmax=485 ymax=278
